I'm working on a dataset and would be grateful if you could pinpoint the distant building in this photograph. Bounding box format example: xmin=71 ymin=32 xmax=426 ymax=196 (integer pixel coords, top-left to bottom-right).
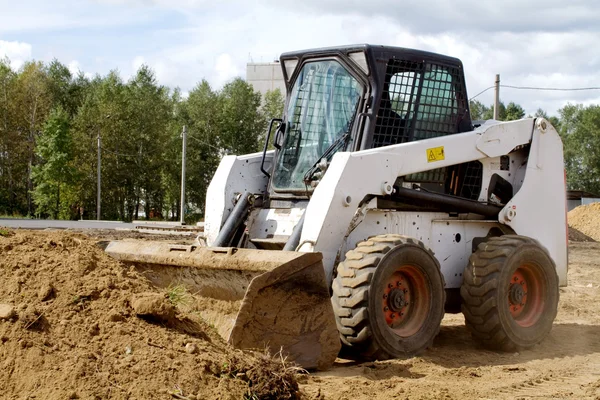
xmin=246 ymin=62 xmax=286 ymax=97
xmin=567 ymin=190 xmax=600 ymax=211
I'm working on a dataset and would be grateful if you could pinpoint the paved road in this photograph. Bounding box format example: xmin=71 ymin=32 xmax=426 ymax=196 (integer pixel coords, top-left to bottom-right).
xmin=0 ymin=219 xmax=185 ymax=230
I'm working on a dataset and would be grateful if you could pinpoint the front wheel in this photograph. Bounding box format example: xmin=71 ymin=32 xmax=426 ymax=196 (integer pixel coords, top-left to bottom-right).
xmin=461 ymin=235 xmax=559 ymax=351
xmin=331 ymin=235 xmax=446 ymax=360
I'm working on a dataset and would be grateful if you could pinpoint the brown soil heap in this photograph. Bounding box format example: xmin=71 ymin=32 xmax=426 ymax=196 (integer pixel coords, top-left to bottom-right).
xmin=568 ymin=203 xmax=600 ymax=242
xmin=0 ymin=230 xmax=301 ymax=400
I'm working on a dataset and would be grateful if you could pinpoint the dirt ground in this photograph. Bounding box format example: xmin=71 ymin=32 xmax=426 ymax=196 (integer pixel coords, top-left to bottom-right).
xmin=1 ymin=228 xmax=599 ymax=399
xmin=303 ymin=241 xmax=600 ymax=400
xmin=0 ymin=229 xmax=299 ymax=400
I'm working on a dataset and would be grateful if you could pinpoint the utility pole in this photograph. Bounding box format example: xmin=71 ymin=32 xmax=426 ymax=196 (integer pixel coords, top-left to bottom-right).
xmin=97 ymin=131 xmax=101 ymax=221
xmin=180 ymin=126 xmax=187 ymax=225
xmin=493 ymin=74 xmax=500 ymax=120
xmin=96 ymin=115 xmax=110 ymax=221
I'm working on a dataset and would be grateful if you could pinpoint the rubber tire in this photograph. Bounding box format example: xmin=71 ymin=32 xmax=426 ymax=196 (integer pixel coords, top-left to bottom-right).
xmin=331 ymin=234 xmax=446 ymax=360
xmin=461 ymin=235 xmax=559 ymax=351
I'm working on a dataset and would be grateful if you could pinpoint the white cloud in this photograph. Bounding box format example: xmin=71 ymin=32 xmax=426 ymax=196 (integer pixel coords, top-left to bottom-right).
xmin=1 ymin=0 xmax=598 ymax=115
xmin=214 ymin=53 xmax=240 ymax=86
xmin=131 ymin=55 xmax=146 ymax=72
xmin=67 ymin=60 xmax=82 ymax=75
xmin=0 ymin=40 xmax=32 ymax=70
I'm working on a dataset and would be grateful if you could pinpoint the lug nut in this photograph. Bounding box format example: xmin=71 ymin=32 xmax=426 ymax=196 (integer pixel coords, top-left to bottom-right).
xmin=391 ymin=313 xmax=396 ymax=319
xmin=388 ymin=283 xmax=394 ymax=288
xmin=397 ymin=281 xmax=401 ymax=286
xmin=383 ymin=294 xmax=388 ymax=299
xmin=384 ymin=306 xmax=389 ymax=311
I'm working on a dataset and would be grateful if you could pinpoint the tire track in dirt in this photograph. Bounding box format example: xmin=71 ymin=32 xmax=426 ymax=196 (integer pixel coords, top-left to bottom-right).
xmin=495 ymin=361 xmax=600 ymax=399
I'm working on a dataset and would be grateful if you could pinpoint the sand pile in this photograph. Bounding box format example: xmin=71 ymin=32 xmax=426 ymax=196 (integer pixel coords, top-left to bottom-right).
xmin=568 ymin=203 xmax=600 ymax=242
xmin=0 ymin=229 xmax=301 ymax=400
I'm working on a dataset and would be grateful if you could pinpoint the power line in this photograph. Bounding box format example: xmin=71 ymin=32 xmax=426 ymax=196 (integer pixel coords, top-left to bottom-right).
xmin=469 ymin=86 xmax=495 ymax=101
xmin=500 ymin=84 xmax=600 ymax=92
xmin=470 ymin=84 xmax=600 ymax=101
xmin=186 ymin=133 xmax=222 ymax=153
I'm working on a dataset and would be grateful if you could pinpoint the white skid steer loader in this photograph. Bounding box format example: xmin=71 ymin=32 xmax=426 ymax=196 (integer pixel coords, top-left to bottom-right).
xmin=106 ymin=45 xmax=567 ymax=370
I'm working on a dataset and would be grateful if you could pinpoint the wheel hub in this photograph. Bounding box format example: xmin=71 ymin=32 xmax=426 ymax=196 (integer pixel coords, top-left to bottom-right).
xmin=388 ymin=288 xmax=407 ymax=312
xmin=509 ymin=283 xmax=526 ymax=305
xmin=508 ymin=269 xmax=531 ymax=319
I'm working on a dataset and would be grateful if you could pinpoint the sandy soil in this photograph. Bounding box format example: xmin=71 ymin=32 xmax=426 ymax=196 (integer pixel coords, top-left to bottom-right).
xmin=569 ymin=203 xmax=600 ymax=242
xmin=302 ymin=241 xmax=600 ymax=400
xmin=1 ymin=228 xmax=599 ymax=399
xmin=0 ymin=230 xmax=299 ymax=400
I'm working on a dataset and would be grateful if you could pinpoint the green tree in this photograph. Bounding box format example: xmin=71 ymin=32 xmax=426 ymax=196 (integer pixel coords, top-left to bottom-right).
xmin=12 ymin=61 xmax=52 ymax=216
xmin=0 ymin=57 xmax=24 ymax=215
xmin=504 ymin=102 xmax=525 ymax=121
xmin=469 ymin=99 xmax=490 ymax=121
xmin=260 ymin=88 xmax=285 ymax=149
xmin=557 ymin=104 xmax=600 ymax=193
xmin=31 ymin=107 xmax=78 ymax=218
xmin=177 ymin=80 xmax=222 ymax=218
xmin=470 ymin=100 xmax=525 ymax=122
xmin=218 ymin=77 xmax=263 ymax=155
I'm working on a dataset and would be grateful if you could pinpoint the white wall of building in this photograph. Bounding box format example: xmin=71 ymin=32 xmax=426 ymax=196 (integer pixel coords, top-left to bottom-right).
xmin=246 ymin=62 xmax=286 ymax=97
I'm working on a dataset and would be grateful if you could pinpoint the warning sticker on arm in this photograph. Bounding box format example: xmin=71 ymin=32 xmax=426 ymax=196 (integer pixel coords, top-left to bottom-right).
xmin=427 ymin=146 xmax=445 ymax=163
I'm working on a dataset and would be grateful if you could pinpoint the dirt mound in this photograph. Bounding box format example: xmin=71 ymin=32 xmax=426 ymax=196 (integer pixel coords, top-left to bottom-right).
xmin=568 ymin=203 xmax=600 ymax=241
xmin=0 ymin=230 xmax=300 ymax=400
xmin=568 ymin=227 xmax=596 ymax=242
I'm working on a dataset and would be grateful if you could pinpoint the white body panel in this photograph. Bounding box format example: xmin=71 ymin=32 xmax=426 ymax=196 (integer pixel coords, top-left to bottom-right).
xmin=204 ymin=151 xmax=273 ymax=245
xmin=204 ymin=118 xmax=568 ymax=287
xmin=246 ymin=207 xmax=305 ymax=248
xmin=296 ymin=119 xmax=567 ymax=285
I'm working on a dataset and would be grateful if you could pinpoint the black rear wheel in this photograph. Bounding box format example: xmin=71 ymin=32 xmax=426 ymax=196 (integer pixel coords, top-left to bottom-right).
xmin=461 ymin=235 xmax=559 ymax=351
xmin=331 ymin=235 xmax=446 ymax=359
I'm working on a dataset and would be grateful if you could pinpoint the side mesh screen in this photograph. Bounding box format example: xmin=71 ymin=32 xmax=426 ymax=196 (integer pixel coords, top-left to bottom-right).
xmin=372 ymin=60 xmax=423 ymax=147
xmin=373 ymin=59 xmax=467 ymax=183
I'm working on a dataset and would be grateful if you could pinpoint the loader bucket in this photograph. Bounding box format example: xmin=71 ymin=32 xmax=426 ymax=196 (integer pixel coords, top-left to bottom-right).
xmin=104 ymin=241 xmax=341 ymax=370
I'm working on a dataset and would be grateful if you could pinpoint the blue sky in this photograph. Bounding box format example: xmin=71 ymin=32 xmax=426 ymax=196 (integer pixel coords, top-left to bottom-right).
xmin=1 ymin=0 xmax=599 ymax=115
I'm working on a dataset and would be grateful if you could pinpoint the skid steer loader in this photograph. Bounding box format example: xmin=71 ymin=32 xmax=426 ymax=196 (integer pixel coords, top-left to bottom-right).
xmin=106 ymin=44 xmax=567 ymax=370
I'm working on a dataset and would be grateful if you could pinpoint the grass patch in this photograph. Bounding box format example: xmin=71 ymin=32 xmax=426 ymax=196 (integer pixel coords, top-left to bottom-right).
xmin=0 ymin=214 xmax=29 ymax=219
xmin=0 ymin=228 xmax=12 ymax=237
xmin=166 ymin=285 xmax=191 ymax=307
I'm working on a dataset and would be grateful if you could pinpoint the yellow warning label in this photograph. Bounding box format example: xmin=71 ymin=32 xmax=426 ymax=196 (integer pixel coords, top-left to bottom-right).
xmin=427 ymin=146 xmax=445 ymax=163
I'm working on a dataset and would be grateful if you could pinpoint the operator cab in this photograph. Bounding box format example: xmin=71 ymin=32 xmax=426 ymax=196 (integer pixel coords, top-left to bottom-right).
xmin=262 ymin=44 xmax=475 ymax=202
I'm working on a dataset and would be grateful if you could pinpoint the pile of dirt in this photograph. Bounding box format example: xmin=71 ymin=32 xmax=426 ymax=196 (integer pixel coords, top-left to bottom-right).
xmin=568 ymin=227 xmax=595 ymax=242
xmin=0 ymin=229 xmax=301 ymax=400
xmin=568 ymin=203 xmax=600 ymax=242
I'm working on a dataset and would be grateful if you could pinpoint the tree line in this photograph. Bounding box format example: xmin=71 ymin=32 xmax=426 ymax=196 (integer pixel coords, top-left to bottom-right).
xmin=0 ymin=58 xmax=284 ymax=221
xmin=0 ymin=57 xmax=598 ymax=221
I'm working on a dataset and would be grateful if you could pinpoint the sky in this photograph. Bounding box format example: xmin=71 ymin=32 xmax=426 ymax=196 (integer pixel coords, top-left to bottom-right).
xmin=0 ymin=0 xmax=599 ymax=115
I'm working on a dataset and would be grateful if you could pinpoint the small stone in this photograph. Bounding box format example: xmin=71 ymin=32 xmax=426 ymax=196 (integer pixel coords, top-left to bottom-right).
xmin=0 ymin=304 xmax=15 ymax=320
xmin=513 ymin=352 xmax=520 ymax=357
xmin=38 ymin=284 xmax=55 ymax=302
xmin=187 ymin=395 xmax=197 ymax=400
xmin=125 ymin=345 xmax=133 ymax=355
xmin=185 ymin=343 xmax=198 ymax=354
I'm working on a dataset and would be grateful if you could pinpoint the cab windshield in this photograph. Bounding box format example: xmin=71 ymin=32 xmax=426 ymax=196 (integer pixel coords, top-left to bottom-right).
xmin=273 ymin=60 xmax=363 ymax=191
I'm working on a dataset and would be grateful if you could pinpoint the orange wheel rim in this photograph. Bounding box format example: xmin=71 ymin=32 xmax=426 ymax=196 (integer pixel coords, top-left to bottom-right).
xmin=382 ymin=265 xmax=430 ymax=337
xmin=508 ymin=264 xmax=545 ymax=327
